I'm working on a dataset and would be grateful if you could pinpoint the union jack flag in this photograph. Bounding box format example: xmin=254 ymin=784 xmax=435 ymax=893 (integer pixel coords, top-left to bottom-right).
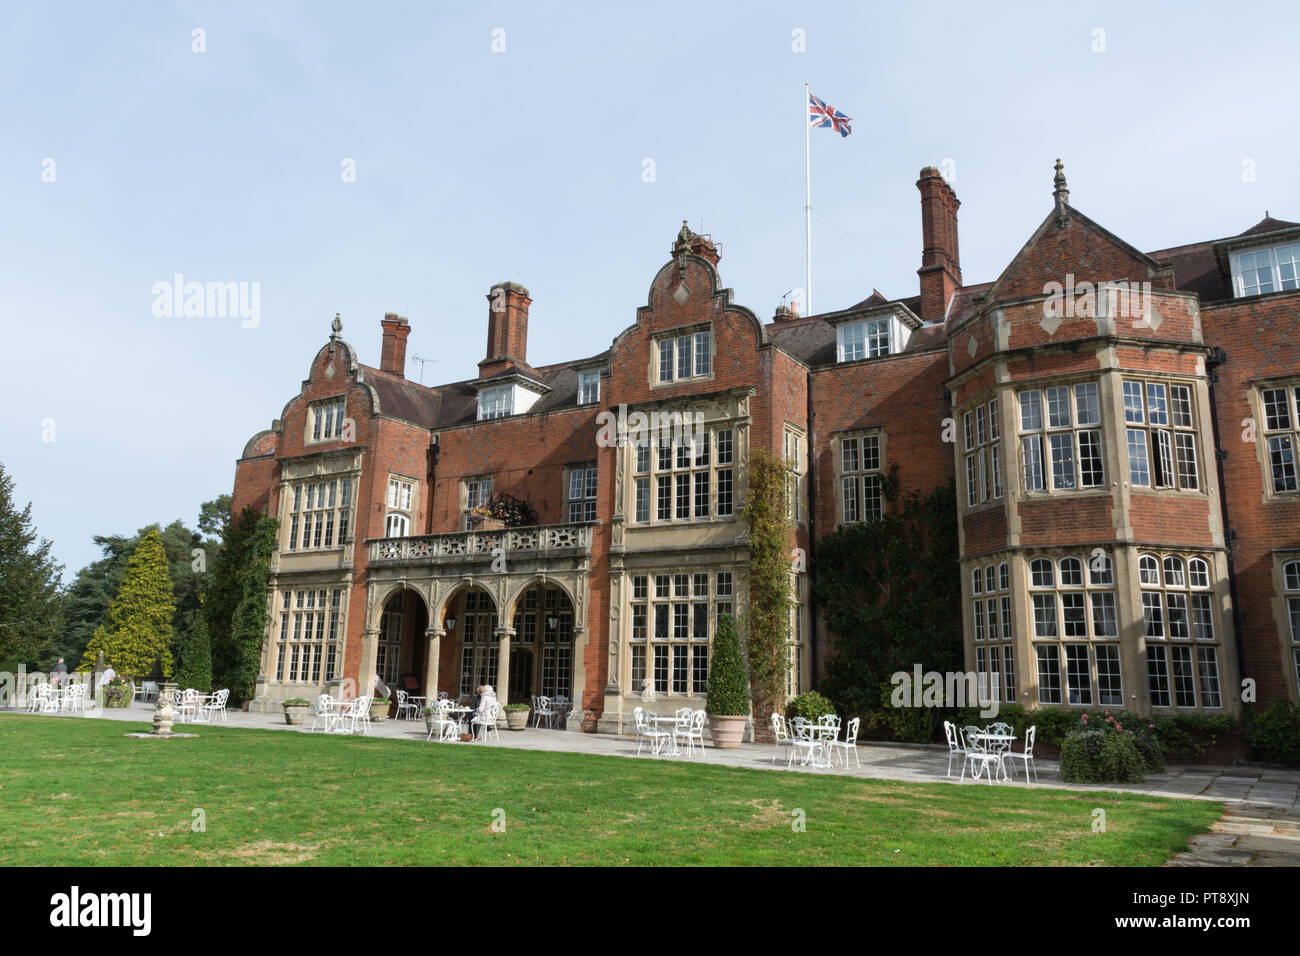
xmin=808 ymin=91 xmax=852 ymax=137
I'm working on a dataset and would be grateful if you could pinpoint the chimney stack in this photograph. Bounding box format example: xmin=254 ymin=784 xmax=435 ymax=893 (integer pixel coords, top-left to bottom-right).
xmin=773 ymin=303 xmax=797 ymax=322
xmin=480 ymin=281 xmax=531 ymax=378
xmin=916 ymin=167 xmax=962 ymax=324
xmin=379 ymin=313 xmax=410 ymax=376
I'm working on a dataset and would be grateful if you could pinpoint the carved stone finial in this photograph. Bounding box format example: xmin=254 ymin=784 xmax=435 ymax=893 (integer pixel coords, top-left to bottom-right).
xmin=1053 ymin=159 xmax=1070 ymax=226
xmin=330 ymin=312 xmax=343 ymax=340
xmin=678 ymin=219 xmax=692 ymax=244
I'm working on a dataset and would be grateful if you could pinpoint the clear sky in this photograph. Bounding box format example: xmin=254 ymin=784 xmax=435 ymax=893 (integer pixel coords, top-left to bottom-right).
xmin=3 ymin=0 xmax=1297 ymax=578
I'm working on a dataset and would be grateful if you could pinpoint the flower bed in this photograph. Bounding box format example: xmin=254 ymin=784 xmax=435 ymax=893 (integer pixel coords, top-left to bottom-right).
xmin=1060 ymin=713 xmax=1164 ymax=783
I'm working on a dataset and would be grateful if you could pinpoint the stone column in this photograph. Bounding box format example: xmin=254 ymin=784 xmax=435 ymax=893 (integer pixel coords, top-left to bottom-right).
xmin=359 ymin=628 xmax=380 ymax=696
xmin=494 ymin=626 xmax=513 ymax=705
xmin=424 ymin=627 xmax=444 ymax=701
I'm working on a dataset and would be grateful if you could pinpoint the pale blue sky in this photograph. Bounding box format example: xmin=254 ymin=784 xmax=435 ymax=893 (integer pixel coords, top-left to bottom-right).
xmin=3 ymin=0 xmax=1296 ymax=577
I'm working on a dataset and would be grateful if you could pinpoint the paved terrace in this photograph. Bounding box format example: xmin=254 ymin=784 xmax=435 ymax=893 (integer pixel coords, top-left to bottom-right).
xmin=5 ymin=702 xmax=1298 ymax=865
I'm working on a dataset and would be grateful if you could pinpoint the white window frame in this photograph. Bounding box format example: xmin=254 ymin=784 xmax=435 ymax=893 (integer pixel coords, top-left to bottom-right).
xmin=655 ymin=328 xmax=712 ymax=384
xmin=1018 ymin=383 xmax=1105 ymax=494
xmin=477 ymin=385 xmax=513 ymax=421
xmin=578 ymin=370 xmax=601 ymax=405
xmin=837 ymin=318 xmax=890 ymax=362
xmin=839 ymin=432 xmax=884 ymax=523
xmin=1231 ymin=241 xmax=1300 ymax=298
xmin=309 ymin=398 xmax=346 ymax=443
xmin=1260 ymin=383 xmax=1300 ymax=495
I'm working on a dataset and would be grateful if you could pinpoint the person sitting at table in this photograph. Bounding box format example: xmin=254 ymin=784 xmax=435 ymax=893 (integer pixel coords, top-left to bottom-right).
xmin=469 ymin=684 xmax=497 ymax=724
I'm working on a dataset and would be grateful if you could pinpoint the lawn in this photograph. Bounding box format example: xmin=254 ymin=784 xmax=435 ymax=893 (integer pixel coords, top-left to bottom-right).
xmin=0 ymin=715 xmax=1221 ymax=866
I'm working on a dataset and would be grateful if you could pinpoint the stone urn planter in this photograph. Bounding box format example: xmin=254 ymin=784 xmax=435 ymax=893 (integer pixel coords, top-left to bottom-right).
xmin=504 ymin=705 xmax=530 ymax=731
xmin=370 ymin=698 xmax=390 ymax=722
xmin=424 ymin=709 xmax=437 ymax=736
xmin=707 ymin=715 xmax=748 ymax=749
xmin=283 ymin=699 xmax=311 ymax=726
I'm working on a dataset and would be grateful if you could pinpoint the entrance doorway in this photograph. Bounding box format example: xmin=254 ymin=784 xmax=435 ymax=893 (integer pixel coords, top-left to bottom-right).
xmin=509 ymin=648 xmax=534 ymax=701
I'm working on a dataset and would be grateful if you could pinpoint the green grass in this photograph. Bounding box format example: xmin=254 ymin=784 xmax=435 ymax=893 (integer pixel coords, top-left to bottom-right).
xmin=0 ymin=715 xmax=1221 ymax=866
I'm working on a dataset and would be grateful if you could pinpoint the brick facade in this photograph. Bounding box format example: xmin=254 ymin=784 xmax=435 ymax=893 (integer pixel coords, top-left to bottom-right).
xmin=230 ymin=165 xmax=1300 ymax=728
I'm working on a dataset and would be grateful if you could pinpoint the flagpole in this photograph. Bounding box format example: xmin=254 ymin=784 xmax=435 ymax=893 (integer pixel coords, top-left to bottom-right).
xmin=804 ymin=81 xmax=812 ymax=318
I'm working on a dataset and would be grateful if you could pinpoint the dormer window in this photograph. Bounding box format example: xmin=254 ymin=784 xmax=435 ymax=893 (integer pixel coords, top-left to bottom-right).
xmin=837 ymin=319 xmax=889 ymax=362
xmin=477 ymin=385 xmax=512 ymax=420
xmin=1232 ymin=242 xmax=1300 ymax=297
xmin=578 ymin=370 xmax=601 ymax=405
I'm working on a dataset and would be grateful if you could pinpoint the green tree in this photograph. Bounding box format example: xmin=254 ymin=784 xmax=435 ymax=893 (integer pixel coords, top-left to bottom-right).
xmin=741 ymin=448 xmax=792 ymax=734
xmin=815 ymin=470 xmax=962 ymax=741
xmin=175 ymin=615 xmax=212 ymax=693
xmin=205 ymin=506 xmax=261 ymax=694
xmin=55 ymin=533 xmax=137 ymax=668
xmin=205 ymin=505 xmax=277 ymax=701
xmin=78 ymin=526 xmax=175 ymax=678
xmin=0 ymin=462 xmax=64 ymax=667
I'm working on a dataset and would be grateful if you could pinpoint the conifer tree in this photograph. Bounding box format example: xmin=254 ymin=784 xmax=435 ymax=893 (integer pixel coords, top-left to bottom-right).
xmin=79 ymin=526 xmax=175 ymax=677
xmin=0 ymin=462 xmax=63 ymax=666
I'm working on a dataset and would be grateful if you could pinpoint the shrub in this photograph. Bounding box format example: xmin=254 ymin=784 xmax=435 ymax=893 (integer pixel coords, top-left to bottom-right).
xmin=785 ymin=691 xmax=837 ymax=723
xmin=1059 ymin=715 xmax=1145 ymax=783
xmin=705 ymin=614 xmax=749 ymax=716
xmin=281 ymin=698 xmax=309 ymax=707
xmin=1130 ymin=725 xmax=1166 ymax=774
xmin=1245 ymin=699 xmax=1300 ymax=765
xmin=504 ymin=702 xmax=530 ymax=711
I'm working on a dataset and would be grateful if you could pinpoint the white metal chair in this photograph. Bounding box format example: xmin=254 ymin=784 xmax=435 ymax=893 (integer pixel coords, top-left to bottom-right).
xmin=394 ymin=690 xmax=419 ymax=721
xmin=1001 ymin=725 xmax=1039 ymax=783
xmin=675 ymin=709 xmax=707 ymax=758
xmin=943 ymin=720 xmax=967 ymax=777
xmin=174 ymin=689 xmax=200 ymax=724
xmin=959 ymin=725 xmax=1000 ymax=784
xmin=309 ymin=695 xmax=337 ymax=732
xmin=634 ymin=708 xmax=672 ymax=756
xmin=202 ymin=689 xmax=229 ymax=723
xmin=633 ymin=706 xmax=647 ymax=753
xmin=472 ymin=700 xmax=501 ymax=743
xmin=533 ymin=695 xmax=557 ymax=729
xmin=426 ymin=699 xmax=460 ymax=742
xmin=830 ymin=716 xmax=861 ymax=768
xmin=770 ymin=713 xmax=795 ymax=764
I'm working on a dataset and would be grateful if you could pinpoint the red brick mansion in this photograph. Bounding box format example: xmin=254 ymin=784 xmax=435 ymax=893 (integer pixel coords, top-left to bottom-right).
xmin=230 ymin=162 xmax=1300 ymax=732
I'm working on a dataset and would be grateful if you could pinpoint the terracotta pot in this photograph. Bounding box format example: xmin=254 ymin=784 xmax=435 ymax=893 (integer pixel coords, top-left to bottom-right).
xmin=505 ymin=708 xmax=530 ymax=731
xmin=707 ymin=714 xmax=748 ymax=749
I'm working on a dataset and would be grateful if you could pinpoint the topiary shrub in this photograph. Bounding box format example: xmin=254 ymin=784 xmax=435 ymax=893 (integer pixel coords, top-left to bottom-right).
xmin=785 ymin=691 xmax=837 ymax=723
xmin=705 ymin=614 xmax=749 ymax=716
xmin=1060 ymin=714 xmax=1145 ymax=783
xmin=1245 ymin=699 xmax=1300 ymax=765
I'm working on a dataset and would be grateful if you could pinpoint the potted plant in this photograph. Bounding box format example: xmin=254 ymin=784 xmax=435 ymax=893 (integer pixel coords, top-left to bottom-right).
xmin=282 ymin=698 xmax=311 ymax=725
xmin=370 ymin=697 xmax=390 ymax=721
xmin=102 ymin=676 xmax=131 ymax=709
xmin=504 ymin=702 xmax=531 ymax=731
xmin=705 ymin=614 xmax=750 ymax=748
